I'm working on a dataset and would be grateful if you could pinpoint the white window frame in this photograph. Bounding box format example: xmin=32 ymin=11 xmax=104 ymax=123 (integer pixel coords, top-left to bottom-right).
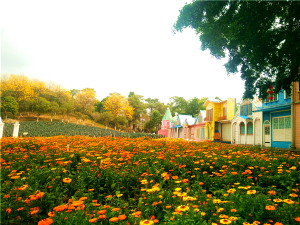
xmin=272 ymin=116 xmax=291 ymax=142
xmin=284 ymin=90 xmax=291 ymax=99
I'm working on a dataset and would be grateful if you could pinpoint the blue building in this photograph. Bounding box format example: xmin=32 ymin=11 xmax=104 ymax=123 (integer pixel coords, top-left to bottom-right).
xmin=256 ymin=89 xmax=291 ymax=148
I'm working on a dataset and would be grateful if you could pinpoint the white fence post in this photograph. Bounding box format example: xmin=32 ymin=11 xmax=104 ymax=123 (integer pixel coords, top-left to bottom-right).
xmin=13 ymin=122 xmax=20 ymax=138
xmin=0 ymin=118 xmax=4 ymax=139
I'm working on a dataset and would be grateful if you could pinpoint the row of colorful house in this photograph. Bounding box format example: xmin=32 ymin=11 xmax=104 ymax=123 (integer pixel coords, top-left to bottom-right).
xmin=158 ymin=82 xmax=300 ymax=149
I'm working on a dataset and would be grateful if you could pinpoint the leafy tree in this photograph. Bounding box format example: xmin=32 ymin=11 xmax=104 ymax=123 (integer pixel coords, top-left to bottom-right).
xmin=128 ymin=93 xmax=146 ymax=131
xmin=98 ymin=111 xmax=114 ymax=129
xmin=30 ymin=97 xmax=51 ymax=122
xmin=60 ymin=101 xmax=73 ymax=122
xmin=1 ymin=74 xmax=34 ymax=117
xmin=70 ymin=89 xmax=80 ymax=98
xmin=174 ymin=1 xmax=300 ymax=99
xmin=215 ymin=96 xmax=222 ymax=102
xmin=91 ymin=112 xmax=101 ymax=123
xmin=168 ymin=96 xmax=188 ymax=115
xmin=49 ymin=101 xmax=59 ymax=122
xmin=186 ymin=97 xmax=205 ymax=116
xmin=74 ymin=88 xmax=97 ymax=115
xmin=149 ymin=110 xmax=162 ymax=133
xmin=95 ymin=97 xmax=108 ymax=113
xmin=104 ymin=93 xmax=134 ymax=121
xmin=0 ymin=74 xmax=34 ymax=102
xmin=145 ymin=98 xmax=159 ymax=113
xmin=1 ymin=96 xmax=19 ymax=119
xmin=113 ymin=116 xmax=128 ymax=131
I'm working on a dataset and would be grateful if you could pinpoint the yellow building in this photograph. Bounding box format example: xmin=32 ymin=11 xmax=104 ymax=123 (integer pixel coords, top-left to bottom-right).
xmin=204 ymin=98 xmax=236 ymax=142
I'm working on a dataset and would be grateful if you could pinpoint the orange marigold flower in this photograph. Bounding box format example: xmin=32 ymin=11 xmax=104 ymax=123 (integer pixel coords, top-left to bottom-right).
xmin=109 ymin=217 xmax=119 ymax=222
xmin=29 ymin=207 xmax=40 ymax=215
xmin=98 ymin=214 xmax=106 ymax=220
xmin=71 ymin=201 xmax=84 ymax=207
xmin=265 ymin=205 xmax=276 ymax=211
xmin=48 ymin=212 xmax=55 ymax=217
xmin=6 ymin=208 xmax=12 ymax=214
xmin=111 ymin=207 xmax=121 ymax=211
xmin=38 ymin=218 xmax=53 ymax=225
xmin=274 ymin=223 xmax=283 ymax=225
xmin=17 ymin=207 xmax=24 ymax=211
xmin=79 ymin=196 xmax=87 ymax=201
xmin=268 ymin=190 xmax=276 ymax=195
xmin=18 ymin=184 xmax=28 ymax=191
xmin=89 ymin=218 xmax=97 ymax=223
xmin=4 ymin=194 xmax=10 ymax=198
xmin=97 ymin=210 xmax=106 ymax=215
xmin=103 ymin=205 xmax=110 ymax=209
xmin=62 ymin=178 xmax=72 ymax=183
xmin=118 ymin=214 xmax=126 ymax=220
xmin=294 ymin=217 xmax=300 ymax=222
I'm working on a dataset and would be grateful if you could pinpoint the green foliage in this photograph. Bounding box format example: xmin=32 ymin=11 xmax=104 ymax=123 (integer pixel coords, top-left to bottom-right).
xmin=2 ymin=121 xmax=164 ymax=138
xmin=174 ymin=1 xmax=300 ymax=99
xmin=186 ymin=97 xmax=207 ymax=116
xmin=30 ymin=97 xmax=51 ymax=118
xmin=1 ymin=96 xmax=19 ymax=119
xmin=168 ymin=96 xmax=188 ymax=115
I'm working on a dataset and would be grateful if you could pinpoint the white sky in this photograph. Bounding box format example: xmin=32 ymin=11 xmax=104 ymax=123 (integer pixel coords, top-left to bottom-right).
xmin=1 ymin=0 xmax=245 ymax=104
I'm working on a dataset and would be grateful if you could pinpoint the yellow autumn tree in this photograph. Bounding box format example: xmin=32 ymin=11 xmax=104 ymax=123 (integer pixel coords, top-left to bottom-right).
xmin=1 ymin=74 xmax=36 ymax=117
xmin=104 ymin=93 xmax=134 ymax=121
xmin=0 ymin=74 xmax=34 ymax=102
xmin=74 ymin=88 xmax=97 ymax=115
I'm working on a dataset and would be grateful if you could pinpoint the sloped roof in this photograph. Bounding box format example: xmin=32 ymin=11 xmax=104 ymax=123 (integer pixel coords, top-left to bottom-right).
xmin=162 ymin=108 xmax=172 ymax=121
xmin=200 ymin=110 xmax=206 ymax=118
xmin=178 ymin=115 xmax=196 ymax=126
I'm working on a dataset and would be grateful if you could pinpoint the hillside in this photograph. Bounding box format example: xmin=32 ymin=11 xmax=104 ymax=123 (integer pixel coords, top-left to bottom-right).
xmin=2 ymin=112 xmax=111 ymax=130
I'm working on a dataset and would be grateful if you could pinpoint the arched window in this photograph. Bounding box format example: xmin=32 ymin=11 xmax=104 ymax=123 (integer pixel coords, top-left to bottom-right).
xmin=240 ymin=122 xmax=245 ymax=134
xmin=247 ymin=122 xmax=253 ymax=134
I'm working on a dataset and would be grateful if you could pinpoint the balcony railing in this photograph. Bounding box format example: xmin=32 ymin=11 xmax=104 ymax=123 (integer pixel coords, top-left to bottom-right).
xmin=218 ymin=115 xmax=227 ymax=121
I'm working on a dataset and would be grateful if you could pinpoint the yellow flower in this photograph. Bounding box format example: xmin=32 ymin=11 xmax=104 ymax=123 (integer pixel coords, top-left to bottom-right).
xmin=283 ymin=199 xmax=294 ymax=204
xmin=140 ymin=220 xmax=154 ymax=225
xmin=220 ymin=219 xmax=232 ymax=224
xmin=247 ymin=190 xmax=256 ymax=194
xmin=175 ymin=205 xmax=189 ymax=212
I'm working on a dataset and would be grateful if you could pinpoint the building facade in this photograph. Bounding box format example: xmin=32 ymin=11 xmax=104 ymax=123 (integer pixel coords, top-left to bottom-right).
xmin=204 ymin=98 xmax=236 ymax=142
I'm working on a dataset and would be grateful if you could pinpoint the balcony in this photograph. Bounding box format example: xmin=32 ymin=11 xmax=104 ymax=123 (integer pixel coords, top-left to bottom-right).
xmin=218 ymin=115 xmax=227 ymax=121
xmin=204 ymin=117 xmax=212 ymax=121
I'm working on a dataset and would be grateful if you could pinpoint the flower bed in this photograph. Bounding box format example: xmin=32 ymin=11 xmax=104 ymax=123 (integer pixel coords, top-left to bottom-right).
xmin=1 ymin=136 xmax=299 ymax=225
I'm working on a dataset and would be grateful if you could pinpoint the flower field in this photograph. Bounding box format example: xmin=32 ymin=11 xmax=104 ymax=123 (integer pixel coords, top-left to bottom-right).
xmin=1 ymin=136 xmax=300 ymax=225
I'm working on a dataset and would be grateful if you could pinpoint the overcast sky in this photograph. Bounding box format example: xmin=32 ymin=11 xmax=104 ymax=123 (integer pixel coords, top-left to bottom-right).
xmin=1 ymin=0 xmax=246 ymax=104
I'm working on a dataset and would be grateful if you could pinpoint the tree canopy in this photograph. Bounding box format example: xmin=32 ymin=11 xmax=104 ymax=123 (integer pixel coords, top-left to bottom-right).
xmin=174 ymin=1 xmax=300 ymax=99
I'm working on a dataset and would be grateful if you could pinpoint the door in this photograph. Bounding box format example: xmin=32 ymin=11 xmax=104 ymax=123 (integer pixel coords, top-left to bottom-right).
xmin=254 ymin=120 xmax=261 ymax=145
xmin=201 ymin=127 xmax=205 ymax=140
xmin=264 ymin=125 xmax=271 ymax=147
xmin=207 ymin=125 xmax=210 ymax=140
xmin=221 ymin=123 xmax=231 ymax=142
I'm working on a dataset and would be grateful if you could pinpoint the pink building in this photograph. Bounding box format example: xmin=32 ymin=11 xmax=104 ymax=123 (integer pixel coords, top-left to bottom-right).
xmin=158 ymin=108 xmax=172 ymax=137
